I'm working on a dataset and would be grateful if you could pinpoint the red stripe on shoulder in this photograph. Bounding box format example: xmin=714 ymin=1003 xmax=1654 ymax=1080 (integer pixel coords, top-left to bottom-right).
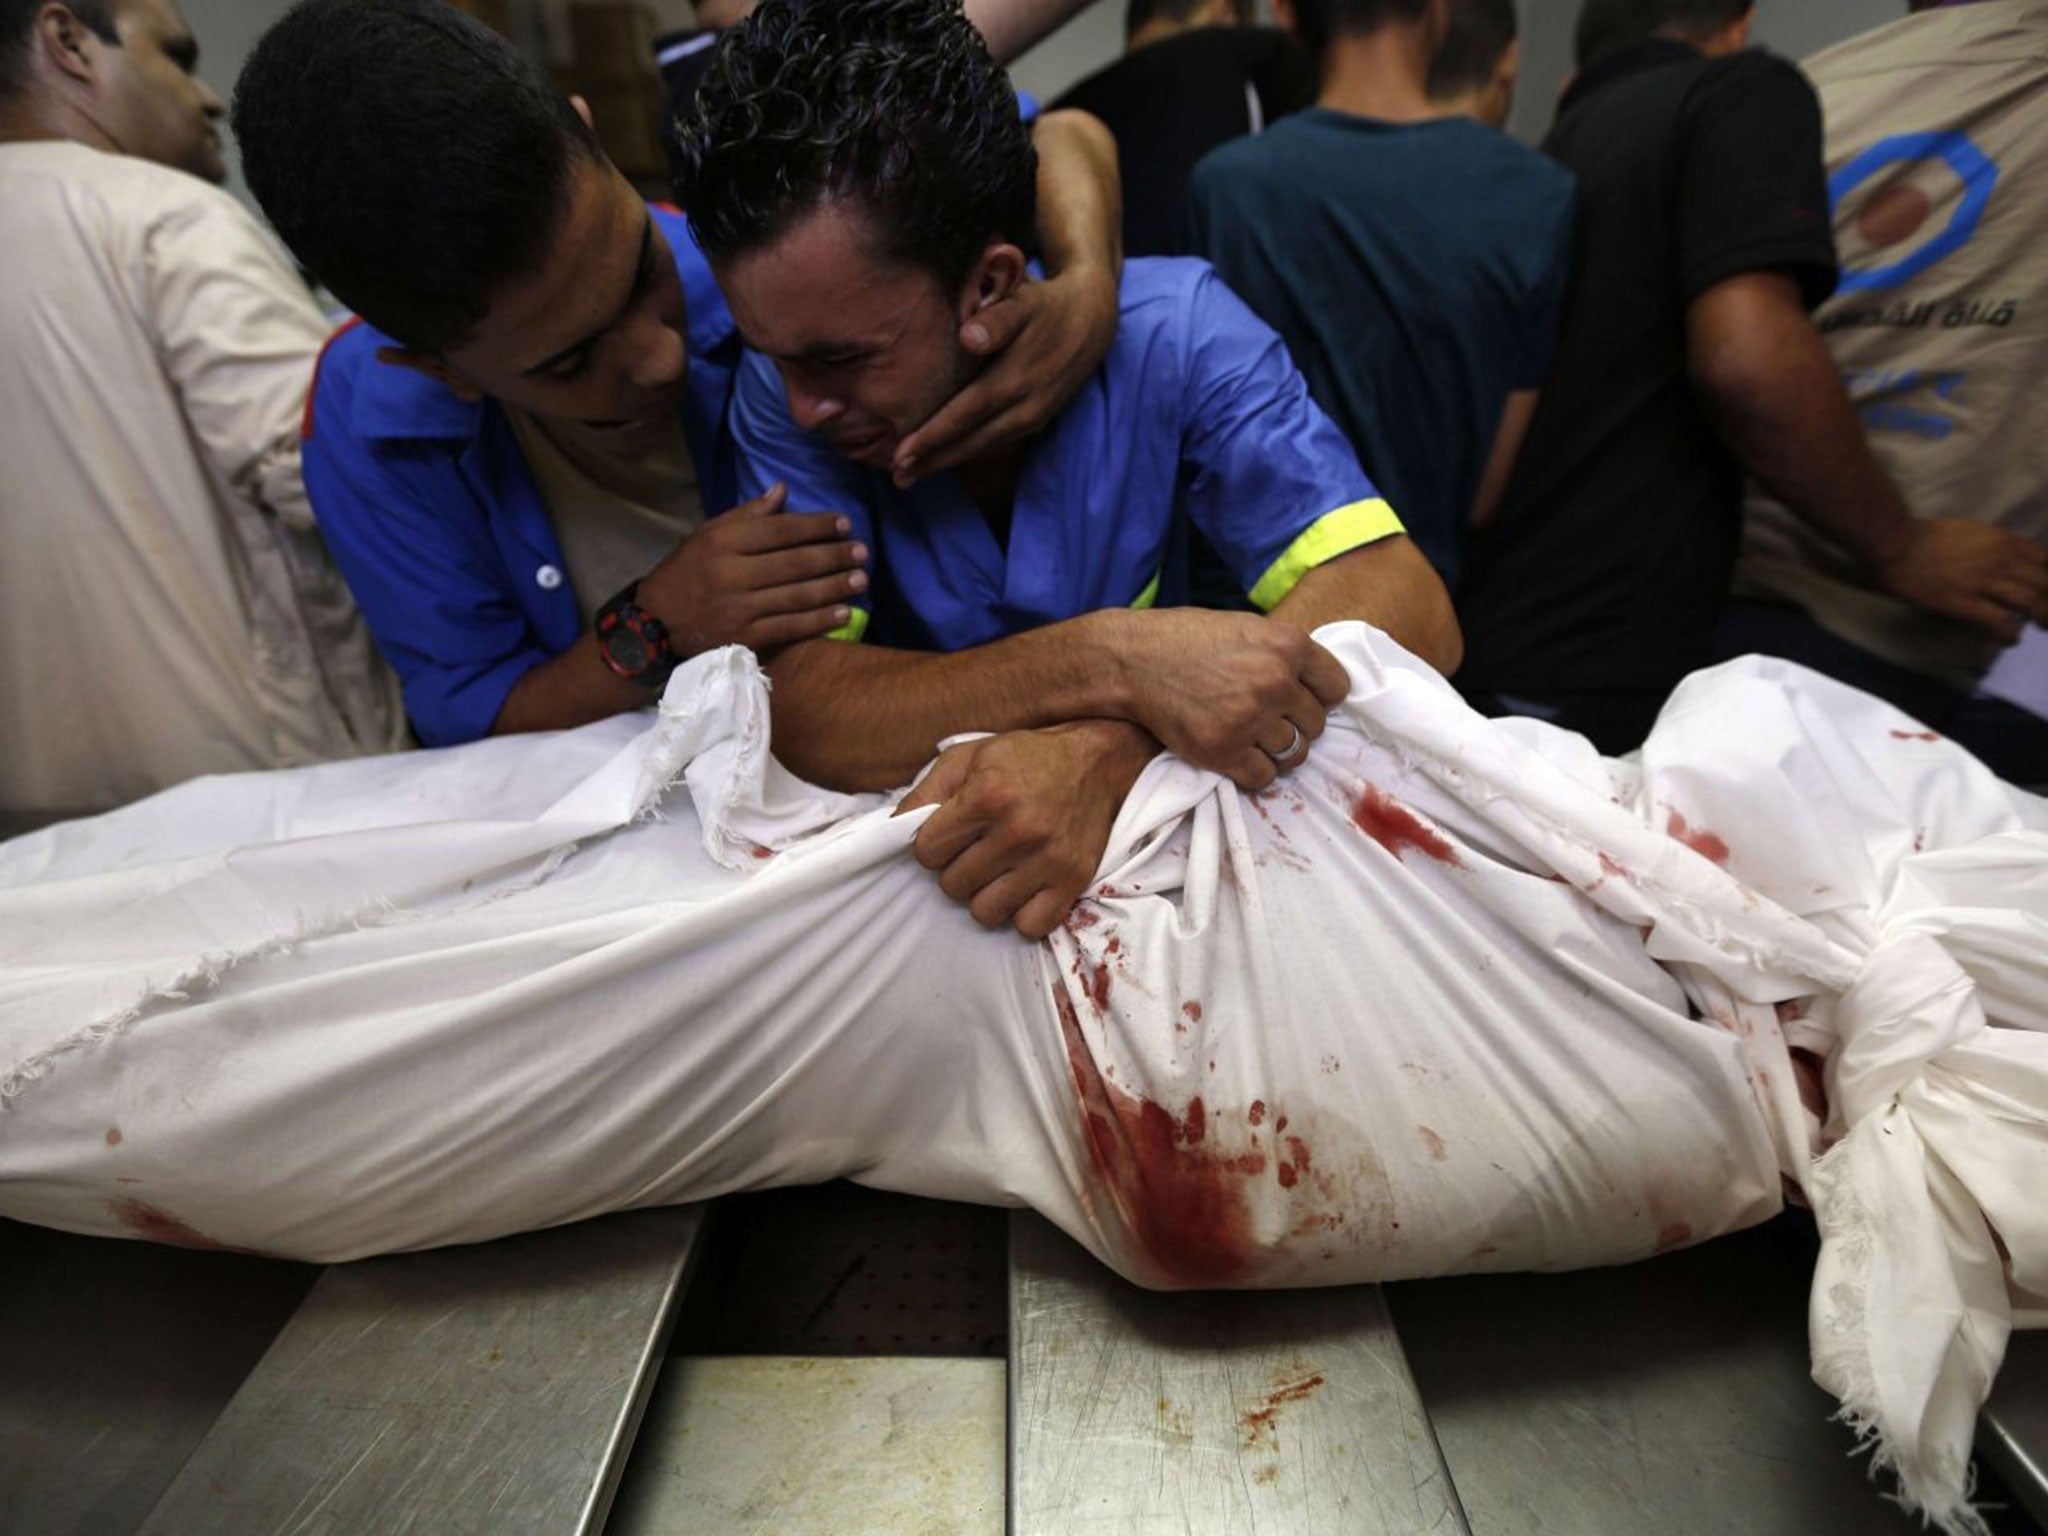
xmin=301 ymin=315 xmax=367 ymax=442
xmin=651 ymin=201 xmax=683 ymax=217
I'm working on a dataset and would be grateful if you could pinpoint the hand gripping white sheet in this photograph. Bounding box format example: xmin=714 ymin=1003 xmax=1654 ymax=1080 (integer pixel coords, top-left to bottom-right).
xmin=0 ymin=627 xmax=2041 ymax=1533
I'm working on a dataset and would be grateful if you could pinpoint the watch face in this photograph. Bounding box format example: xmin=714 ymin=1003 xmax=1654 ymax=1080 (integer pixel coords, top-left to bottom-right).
xmin=608 ymin=628 xmax=652 ymax=674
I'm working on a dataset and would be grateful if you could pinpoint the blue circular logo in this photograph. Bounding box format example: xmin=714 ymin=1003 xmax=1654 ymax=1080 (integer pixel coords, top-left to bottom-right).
xmin=1829 ymin=130 xmax=1998 ymax=294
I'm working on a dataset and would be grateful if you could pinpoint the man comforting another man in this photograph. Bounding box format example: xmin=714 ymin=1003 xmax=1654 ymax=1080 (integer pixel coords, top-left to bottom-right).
xmin=237 ymin=0 xmax=1456 ymax=938
xmin=236 ymin=0 xmax=1129 ymax=752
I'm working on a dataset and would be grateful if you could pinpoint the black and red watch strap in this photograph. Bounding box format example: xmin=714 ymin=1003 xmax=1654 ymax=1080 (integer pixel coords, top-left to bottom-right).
xmin=595 ymin=580 xmax=680 ymax=689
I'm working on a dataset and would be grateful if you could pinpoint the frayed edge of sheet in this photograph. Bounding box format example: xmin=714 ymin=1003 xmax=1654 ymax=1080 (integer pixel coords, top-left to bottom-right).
xmin=0 ymin=740 xmax=685 ymax=1108
xmin=1808 ymin=1137 xmax=1992 ymax=1536
xmin=1829 ymin=1403 xmax=1990 ymax=1536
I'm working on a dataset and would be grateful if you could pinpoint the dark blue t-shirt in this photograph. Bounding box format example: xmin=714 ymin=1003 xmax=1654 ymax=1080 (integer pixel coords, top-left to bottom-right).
xmin=1186 ymin=110 xmax=1575 ymax=585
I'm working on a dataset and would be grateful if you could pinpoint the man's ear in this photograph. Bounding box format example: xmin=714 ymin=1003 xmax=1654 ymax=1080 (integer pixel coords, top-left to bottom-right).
xmin=960 ymin=241 xmax=1029 ymax=323
xmin=569 ymin=93 xmax=595 ymax=132
xmin=374 ymin=345 xmax=485 ymax=402
xmin=1424 ymin=0 xmax=1453 ymax=54
xmin=39 ymin=2 xmax=105 ymax=88
xmin=1487 ymin=38 xmax=1521 ymax=128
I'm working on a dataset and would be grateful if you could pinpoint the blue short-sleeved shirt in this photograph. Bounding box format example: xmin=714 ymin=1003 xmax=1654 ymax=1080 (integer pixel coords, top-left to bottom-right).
xmin=730 ymin=258 xmax=1403 ymax=652
xmin=300 ymin=206 xmax=741 ymax=747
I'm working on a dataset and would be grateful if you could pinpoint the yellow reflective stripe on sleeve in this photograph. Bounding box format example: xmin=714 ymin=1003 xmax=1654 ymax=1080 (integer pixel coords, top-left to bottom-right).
xmin=825 ymin=608 xmax=870 ymax=643
xmin=1131 ymin=570 xmax=1161 ymax=610
xmin=1247 ymin=498 xmax=1405 ymax=612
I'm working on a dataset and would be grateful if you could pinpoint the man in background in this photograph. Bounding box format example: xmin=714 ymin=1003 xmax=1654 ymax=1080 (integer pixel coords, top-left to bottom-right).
xmin=653 ymin=0 xmax=750 ymax=132
xmin=1727 ymin=0 xmax=2048 ymax=780
xmin=0 ymin=0 xmax=406 ymax=818
xmin=1454 ymin=0 xmax=2032 ymax=754
xmin=1186 ymin=0 xmax=1573 ymax=585
xmin=1052 ymin=0 xmax=1313 ymax=257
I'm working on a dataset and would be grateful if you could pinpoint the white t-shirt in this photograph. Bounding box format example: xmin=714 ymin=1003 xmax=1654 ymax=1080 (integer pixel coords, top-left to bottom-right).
xmin=0 ymin=140 xmax=408 ymax=814
xmin=504 ymin=405 xmax=704 ymax=623
xmin=1736 ymin=4 xmax=2048 ymax=690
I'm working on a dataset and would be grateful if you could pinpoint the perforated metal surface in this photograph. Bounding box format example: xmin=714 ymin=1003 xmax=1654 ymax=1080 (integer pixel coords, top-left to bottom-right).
xmin=673 ymin=1184 xmax=1006 ymax=1357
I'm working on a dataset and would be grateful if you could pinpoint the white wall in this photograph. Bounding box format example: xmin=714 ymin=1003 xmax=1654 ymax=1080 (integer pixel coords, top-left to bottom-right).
xmin=1006 ymin=0 xmax=1125 ymax=103
xmin=179 ymin=0 xmax=291 ymax=196
xmin=180 ymin=0 xmax=1916 ymax=207
xmin=999 ymin=0 xmax=1918 ymax=139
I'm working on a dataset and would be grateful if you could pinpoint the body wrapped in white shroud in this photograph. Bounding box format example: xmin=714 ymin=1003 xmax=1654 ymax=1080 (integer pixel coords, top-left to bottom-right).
xmin=1 ymin=626 xmax=2043 ymax=1532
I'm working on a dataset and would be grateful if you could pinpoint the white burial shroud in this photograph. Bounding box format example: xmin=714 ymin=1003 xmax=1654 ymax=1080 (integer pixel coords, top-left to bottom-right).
xmin=1 ymin=626 xmax=2043 ymax=1533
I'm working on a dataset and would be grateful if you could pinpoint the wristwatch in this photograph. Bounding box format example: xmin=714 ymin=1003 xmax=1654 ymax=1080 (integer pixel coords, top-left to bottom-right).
xmin=595 ymin=581 xmax=681 ymax=690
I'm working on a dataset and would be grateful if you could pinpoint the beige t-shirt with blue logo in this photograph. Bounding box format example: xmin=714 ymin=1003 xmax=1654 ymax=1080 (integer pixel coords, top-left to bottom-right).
xmin=1737 ymin=2 xmax=2048 ymax=689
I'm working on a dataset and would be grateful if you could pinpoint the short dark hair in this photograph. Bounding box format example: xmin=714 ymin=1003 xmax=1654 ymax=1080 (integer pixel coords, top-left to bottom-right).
xmin=672 ymin=0 xmax=1037 ymax=293
xmin=0 ymin=0 xmax=117 ymax=97
xmin=1574 ymin=0 xmax=1748 ymax=68
xmin=1286 ymin=0 xmax=1430 ymax=63
xmin=233 ymin=0 xmax=601 ymax=355
xmin=1428 ymin=0 xmax=1516 ymax=99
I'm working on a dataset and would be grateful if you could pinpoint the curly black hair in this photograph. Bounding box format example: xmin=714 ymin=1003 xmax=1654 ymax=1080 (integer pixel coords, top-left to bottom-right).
xmin=234 ymin=0 xmax=600 ymax=355
xmin=671 ymin=0 xmax=1038 ymax=293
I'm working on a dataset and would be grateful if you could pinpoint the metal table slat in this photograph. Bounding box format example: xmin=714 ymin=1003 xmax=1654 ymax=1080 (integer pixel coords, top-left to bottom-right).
xmin=138 ymin=1204 xmax=708 ymax=1536
xmin=1007 ymin=1211 xmax=1466 ymax=1536
xmin=1384 ymin=1212 xmax=1928 ymax=1536
xmin=1982 ymin=1331 xmax=2048 ymax=1528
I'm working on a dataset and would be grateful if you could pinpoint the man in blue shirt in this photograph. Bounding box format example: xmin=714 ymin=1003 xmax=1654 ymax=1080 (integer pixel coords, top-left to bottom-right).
xmin=233 ymin=0 xmax=1123 ymax=748
xmin=675 ymin=0 xmax=1460 ymax=937
xmin=1185 ymin=0 xmax=1575 ymax=586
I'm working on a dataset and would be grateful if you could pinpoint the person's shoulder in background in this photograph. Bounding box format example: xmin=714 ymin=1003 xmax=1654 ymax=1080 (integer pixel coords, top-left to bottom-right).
xmin=1675 ymin=44 xmax=1821 ymax=155
xmin=4 ymin=137 xmax=266 ymax=248
xmin=1670 ymin=48 xmax=1835 ymax=308
xmin=1804 ymin=0 xmax=2048 ymax=89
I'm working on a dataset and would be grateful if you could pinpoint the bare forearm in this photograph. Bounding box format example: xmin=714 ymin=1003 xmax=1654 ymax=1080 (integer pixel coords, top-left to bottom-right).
xmin=1029 ymin=109 xmax=1122 ymax=282
xmin=491 ymin=635 xmax=649 ymax=735
xmin=1688 ymin=273 xmax=2048 ymax=639
xmin=1271 ymin=537 xmax=1464 ymax=674
xmin=764 ymin=615 xmax=1130 ymax=789
xmin=1688 ymin=274 xmax=1915 ymax=570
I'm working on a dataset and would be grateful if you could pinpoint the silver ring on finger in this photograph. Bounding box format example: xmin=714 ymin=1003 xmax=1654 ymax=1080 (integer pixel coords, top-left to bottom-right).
xmin=1262 ymin=720 xmax=1304 ymax=763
